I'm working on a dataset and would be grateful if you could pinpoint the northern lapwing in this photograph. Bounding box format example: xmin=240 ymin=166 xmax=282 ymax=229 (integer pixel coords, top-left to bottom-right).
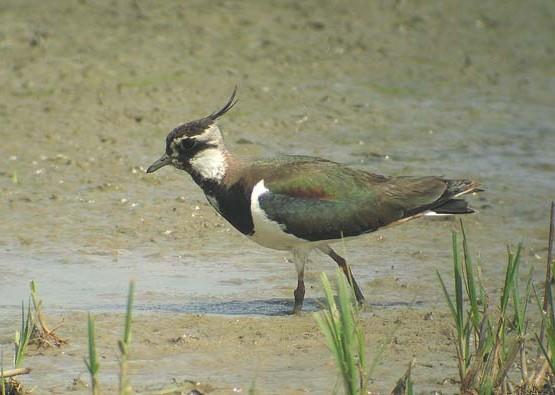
xmin=147 ymin=88 xmax=480 ymax=314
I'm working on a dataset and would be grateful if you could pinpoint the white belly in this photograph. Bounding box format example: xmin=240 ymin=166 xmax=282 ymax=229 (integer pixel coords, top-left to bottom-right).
xmin=248 ymin=180 xmax=307 ymax=251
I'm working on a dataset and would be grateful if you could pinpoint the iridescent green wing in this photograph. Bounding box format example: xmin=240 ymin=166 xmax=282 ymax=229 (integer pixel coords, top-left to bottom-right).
xmin=251 ymin=156 xmax=448 ymax=241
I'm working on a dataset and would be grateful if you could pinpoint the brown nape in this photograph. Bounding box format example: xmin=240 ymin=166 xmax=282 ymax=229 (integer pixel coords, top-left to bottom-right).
xmin=221 ymin=154 xmax=247 ymax=185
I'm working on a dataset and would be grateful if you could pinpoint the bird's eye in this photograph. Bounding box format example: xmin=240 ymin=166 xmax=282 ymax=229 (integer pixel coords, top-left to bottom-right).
xmin=180 ymin=138 xmax=196 ymax=150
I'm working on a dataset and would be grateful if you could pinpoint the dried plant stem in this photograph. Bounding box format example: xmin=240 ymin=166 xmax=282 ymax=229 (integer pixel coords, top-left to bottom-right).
xmin=533 ymin=359 xmax=550 ymax=388
xmin=520 ymin=344 xmax=529 ymax=385
xmin=0 ymin=368 xmax=31 ymax=378
xmin=30 ymin=281 xmax=66 ymax=347
xmin=542 ymin=202 xmax=555 ymax=315
xmin=536 ymin=201 xmax=555 ymax=385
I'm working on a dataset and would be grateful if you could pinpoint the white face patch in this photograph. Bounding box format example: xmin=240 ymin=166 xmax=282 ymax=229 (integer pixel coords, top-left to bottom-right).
xmin=249 ymin=180 xmax=306 ymax=251
xmin=169 ymin=123 xmax=228 ymax=180
xmin=188 ymin=124 xmax=227 ymax=180
xmin=195 ymin=123 xmax=224 ymax=144
xmin=189 ymin=147 xmax=227 ymax=181
xmin=170 ymin=124 xmax=224 ymax=156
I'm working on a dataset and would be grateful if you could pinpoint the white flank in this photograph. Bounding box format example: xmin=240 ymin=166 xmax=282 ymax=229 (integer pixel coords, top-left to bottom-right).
xmin=424 ymin=211 xmax=452 ymax=217
xmin=189 ymin=148 xmax=227 ymax=181
xmin=249 ymin=180 xmax=306 ymax=251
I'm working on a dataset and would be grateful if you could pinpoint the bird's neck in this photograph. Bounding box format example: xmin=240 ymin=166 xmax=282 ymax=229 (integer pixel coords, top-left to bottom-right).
xmin=187 ymin=145 xmax=242 ymax=191
xmin=188 ymin=145 xmax=228 ymax=180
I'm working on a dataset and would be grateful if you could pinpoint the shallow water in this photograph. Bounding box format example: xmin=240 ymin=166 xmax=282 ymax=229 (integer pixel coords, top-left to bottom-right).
xmin=0 ymin=0 xmax=554 ymax=392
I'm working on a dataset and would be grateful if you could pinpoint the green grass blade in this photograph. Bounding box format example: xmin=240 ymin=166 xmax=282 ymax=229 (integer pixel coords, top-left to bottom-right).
xmin=406 ymin=370 xmax=413 ymax=395
xmin=314 ymin=308 xmax=343 ymax=365
xmin=452 ymin=232 xmax=464 ymax=333
xmin=513 ymin=266 xmax=533 ymax=336
xmin=436 ymin=271 xmax=458 ymax=325
xmin=119 ymin=281 xmax=135 ymax=395
xmin=460 ymin=221 xmax=481 ymax=332
xmin=316 ymin=273 xmax=342 ymax=353
xmin=337 ymin=272 xmax=357 ymax=392
xmin=1 ymin=351 xmax=5 ymax=395
xmin=536 ymin=333 xmax=555 ymax=375
xmin=85 ymin=313 xmax=100 ymax=395
xmin=500 ymin=244 xmax=521 ymax=316
xmin=316 ymin=274 xmax=351 ymax=392
xmin=123 ymin=281 xmax=135 ymax=347
xmin=545 ymin=266 xmax=555 ymax=330
xmin=14 ymin=299 xmax=33 ymax=369
xmin=356 ymin=324 xmax=367 ymax=393
xmin=315 ymin=271 xmax=367 ymax=395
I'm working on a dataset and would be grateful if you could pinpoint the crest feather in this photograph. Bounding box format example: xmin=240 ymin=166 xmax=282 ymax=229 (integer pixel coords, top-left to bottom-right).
xmin=208 ymin=86 xmax=238 ymax=120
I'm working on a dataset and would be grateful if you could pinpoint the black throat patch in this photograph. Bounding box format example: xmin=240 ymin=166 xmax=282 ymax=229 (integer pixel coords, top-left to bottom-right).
xmin=192 ymin=177 xmax=254 ymax=236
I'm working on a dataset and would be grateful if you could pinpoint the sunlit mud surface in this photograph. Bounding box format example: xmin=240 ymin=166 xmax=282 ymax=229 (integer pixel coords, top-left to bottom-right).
xmin=1 ymin=0 xmax=554 ymax=393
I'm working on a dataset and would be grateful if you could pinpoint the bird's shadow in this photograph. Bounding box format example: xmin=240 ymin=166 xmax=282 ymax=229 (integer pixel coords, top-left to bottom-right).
xmin=137 ymin=298 xmax=423 ymax=316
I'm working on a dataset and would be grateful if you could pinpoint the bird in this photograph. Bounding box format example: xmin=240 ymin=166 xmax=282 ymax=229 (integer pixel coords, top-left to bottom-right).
xmin=146 ymin=88 xmax=480 ymax=314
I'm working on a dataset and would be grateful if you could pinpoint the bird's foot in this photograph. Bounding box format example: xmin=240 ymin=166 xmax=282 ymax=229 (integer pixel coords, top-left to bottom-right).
xmin=356 ymin=299 xmax=367 ymax=312
xmin=290 ymin=305 xmax=303 ymax=315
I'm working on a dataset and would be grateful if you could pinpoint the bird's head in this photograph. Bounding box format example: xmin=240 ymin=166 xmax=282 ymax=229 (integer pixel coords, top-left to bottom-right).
xmin=147 ymin=87 xmax=237 ymax=181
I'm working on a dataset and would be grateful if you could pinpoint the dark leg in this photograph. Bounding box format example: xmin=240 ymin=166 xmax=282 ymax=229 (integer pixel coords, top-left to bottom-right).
xmin=293 ymin=276 xmax=305 ymax=315
xmin=319 ymin=245 xmax=365 ymax=304
xmin=291 ymin=249 xmax=308 ymax=314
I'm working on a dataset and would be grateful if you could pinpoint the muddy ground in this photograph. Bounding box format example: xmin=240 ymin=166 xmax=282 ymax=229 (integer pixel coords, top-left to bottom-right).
xmin=0 ymin=0 xmax=554 ymax=393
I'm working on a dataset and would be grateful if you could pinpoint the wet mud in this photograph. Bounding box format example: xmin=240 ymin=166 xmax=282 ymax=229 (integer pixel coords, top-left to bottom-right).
xmin=1 ymin=0 xmax=554 ymax=393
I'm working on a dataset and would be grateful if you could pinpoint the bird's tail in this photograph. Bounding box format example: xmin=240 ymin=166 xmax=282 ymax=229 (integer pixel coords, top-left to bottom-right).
xmin=431 ymin=179 xmax=482 ymax=215
xmin=432 ymin=198 xmax=475 ymax=214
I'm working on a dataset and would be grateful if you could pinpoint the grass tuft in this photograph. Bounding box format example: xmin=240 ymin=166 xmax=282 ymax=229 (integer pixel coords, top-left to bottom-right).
xmin=438 ymin=216 xmax=555 ymax=393
xmin=84 ymin=280 xmax=135 ymax=395
xmin=14 ymin=300 xmax=34 ymax=370
xmin=29 ymin=281 xmax=66 ymax=348
xmin=314 ymin=270 xmax=413 ymax=394
xmin=437 ymin=221 xmax=526 ymax=392
xmin=534 ymin=201 xmax=555 ymax=389
xmin=314 ymin=270 xmax=368 ymax=395
xmin=1 ymin=299 xmax=34 ymax=395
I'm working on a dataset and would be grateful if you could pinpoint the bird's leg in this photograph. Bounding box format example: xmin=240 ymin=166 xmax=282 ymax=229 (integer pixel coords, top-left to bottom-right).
xmin=293 ymin=271 xmax=305 ymax=315
xmin=291 ymin=249 xmax=308 ymax=314
xmin=319 ymin=245 xmax=365 ymax=305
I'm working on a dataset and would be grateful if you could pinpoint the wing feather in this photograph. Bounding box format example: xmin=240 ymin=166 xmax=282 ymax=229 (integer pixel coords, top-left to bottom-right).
xmin=240 ymin=156 xmax=462 ymax=241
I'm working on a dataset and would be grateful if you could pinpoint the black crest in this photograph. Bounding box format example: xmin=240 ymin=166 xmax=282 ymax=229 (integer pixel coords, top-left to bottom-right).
xmin=165 ymin=87 xmax=238 ymax=151
xmin=208 ymin=85 xmax=238 ymax=121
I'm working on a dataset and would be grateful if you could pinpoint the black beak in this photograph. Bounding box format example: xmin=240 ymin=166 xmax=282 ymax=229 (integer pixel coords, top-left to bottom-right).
xmin=146 ymin=153 xmax=171 ymax=173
